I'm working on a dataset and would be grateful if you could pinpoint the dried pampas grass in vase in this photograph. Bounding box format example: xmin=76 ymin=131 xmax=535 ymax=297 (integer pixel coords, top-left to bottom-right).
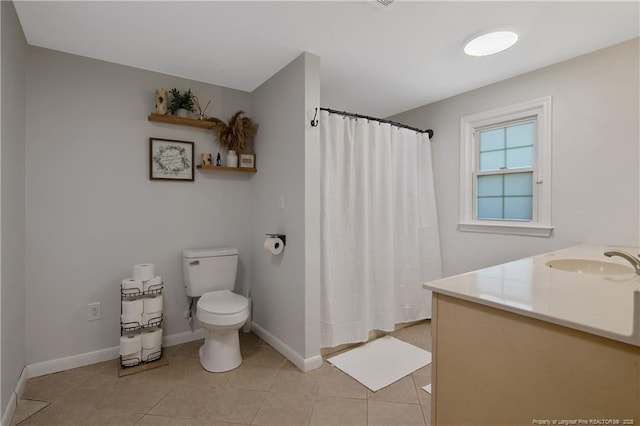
xmin=208 ymin=111 xmax=259 ymax=155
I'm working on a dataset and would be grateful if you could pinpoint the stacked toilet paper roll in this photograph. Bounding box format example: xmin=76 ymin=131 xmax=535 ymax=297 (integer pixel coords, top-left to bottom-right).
xmin=143 ymin=294 xmax=163 ymax=312
xmin=139 ymin=264 xmax=162 ymax=292
xmin=119 ymin=334 xmax=142 ymax=366
xmin=121 ymin=299 xmax=143 ymax=328
xmin=143 ymin=275 xmax=163 ymax=292
xmin=142 ymin=294 xmax=163 ymax=327
xmin=121 ymin=278 xmax=143 ymax=295
xmin=133 ymin=263 xmax=154 ymax=281
xmin=141 ymin=328 xmax=163 ymax=362
xmin=126 ymin=264 xmax=163 ymax=294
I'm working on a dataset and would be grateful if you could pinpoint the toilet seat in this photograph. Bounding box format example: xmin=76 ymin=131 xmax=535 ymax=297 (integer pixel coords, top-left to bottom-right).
xmin=197 ymin=290 xmax=249 ymax=326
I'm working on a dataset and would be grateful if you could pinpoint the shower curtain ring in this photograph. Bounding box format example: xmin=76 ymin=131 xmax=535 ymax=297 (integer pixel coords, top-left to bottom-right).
xmin=311 ymin=108 xmax=319 ymax=127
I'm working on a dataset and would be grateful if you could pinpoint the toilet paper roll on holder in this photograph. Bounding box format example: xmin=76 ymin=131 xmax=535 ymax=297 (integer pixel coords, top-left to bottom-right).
xmin=265 ymin=233 xmax=286 ymax=246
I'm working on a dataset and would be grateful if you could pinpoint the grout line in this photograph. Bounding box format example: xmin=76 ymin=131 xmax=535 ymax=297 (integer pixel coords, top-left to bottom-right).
xmin=365 ymin=397 xmax=369 ymax=425
xmin=10 ymin=399 xmax=50 ymax=426
xmin=249 ymin=393 xmax=267 ymax=425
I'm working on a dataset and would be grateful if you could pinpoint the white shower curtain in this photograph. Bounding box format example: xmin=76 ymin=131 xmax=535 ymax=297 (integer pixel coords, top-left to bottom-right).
xmin=320 ymin=110 xmax=442 ymax=348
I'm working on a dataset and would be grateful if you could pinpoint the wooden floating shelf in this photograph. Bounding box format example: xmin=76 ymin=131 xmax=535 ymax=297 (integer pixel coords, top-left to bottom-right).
xmin=148 ymin=113 xmax=257 ymax=175
xmin=148 ymin=113 xmax=216 ymax=129
xmin=197 ymin=165 xmax=257 ymax=173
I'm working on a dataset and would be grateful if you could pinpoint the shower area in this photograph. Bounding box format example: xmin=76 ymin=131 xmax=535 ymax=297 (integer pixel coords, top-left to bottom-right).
xmin=318 ymin=108 xmax=442 ymax=349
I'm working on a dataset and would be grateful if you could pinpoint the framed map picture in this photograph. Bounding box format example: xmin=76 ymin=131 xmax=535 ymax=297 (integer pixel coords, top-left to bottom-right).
xmin=149 ymin=138 xmax=194 ymax=181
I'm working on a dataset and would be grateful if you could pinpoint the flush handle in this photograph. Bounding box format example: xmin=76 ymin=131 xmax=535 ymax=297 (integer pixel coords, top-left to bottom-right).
xmin=189 ymin=260 xmax=200 ymax=266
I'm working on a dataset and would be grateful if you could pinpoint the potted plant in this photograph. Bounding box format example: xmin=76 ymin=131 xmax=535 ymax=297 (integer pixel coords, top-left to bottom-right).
xmin=208 ymin=111 xmax=259 ymax=167
xmin=168 ymin=88 xmax=195 ymax=117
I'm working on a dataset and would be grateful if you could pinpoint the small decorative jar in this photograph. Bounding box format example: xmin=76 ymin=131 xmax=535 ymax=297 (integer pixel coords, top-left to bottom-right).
xmin=226 ymin=150 xmax=238 ymax=168
xmin=201 ymin=153 xmax=212 ymax=166
xmin=155 ymin=89 xmax=168 ymax=115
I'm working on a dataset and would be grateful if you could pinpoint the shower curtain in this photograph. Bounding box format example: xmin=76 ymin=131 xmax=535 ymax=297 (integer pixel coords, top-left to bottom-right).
xmin=319 ymin=110 xmax=442 ymax=348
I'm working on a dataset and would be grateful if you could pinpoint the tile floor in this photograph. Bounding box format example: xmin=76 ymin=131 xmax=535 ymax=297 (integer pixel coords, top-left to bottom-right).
xmin=16 ymin=321 xmax=432 ymax=426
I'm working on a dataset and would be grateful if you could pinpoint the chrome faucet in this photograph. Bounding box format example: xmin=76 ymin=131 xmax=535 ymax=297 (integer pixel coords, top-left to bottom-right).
xmin=603 ymin=250 xmax=640 ymax=275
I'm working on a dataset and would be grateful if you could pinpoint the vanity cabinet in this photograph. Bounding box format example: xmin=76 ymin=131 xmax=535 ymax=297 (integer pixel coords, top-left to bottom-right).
xmin=430 ymin=293 xmax=640 ymax=425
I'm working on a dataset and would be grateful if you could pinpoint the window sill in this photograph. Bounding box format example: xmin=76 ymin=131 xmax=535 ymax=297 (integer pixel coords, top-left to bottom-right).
xmin=457 ymin=222 xmax=553 ymax=238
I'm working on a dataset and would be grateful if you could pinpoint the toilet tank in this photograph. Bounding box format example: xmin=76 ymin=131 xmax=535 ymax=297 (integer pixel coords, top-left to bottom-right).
xmin=183 ymin=247 xmax=238 ymax=297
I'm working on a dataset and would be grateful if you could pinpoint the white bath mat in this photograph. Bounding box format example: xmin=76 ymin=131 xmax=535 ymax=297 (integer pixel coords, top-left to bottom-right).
xmin=422 ymin=383 xmax=432 ymax=394
xmin=327 ymin=335 xmax=432 ymax=392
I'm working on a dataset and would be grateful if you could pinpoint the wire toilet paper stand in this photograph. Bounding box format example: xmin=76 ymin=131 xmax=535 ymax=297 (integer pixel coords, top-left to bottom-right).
xmin=119 ymin=265 xmax=167 ymax=374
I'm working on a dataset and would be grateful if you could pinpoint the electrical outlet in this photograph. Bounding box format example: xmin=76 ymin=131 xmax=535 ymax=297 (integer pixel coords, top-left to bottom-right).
xmin=88 ymin=302 xmax=101 ymax=321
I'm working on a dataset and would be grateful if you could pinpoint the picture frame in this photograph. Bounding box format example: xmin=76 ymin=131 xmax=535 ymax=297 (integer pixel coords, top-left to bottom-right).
xmin=149 ymin=138 xmax=194 ymax=181
xmin=239 ymin=154 xmax=255 ymax=169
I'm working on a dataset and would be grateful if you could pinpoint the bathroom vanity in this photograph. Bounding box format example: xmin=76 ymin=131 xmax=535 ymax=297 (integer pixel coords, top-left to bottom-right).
xmin=424 ymin=245 xmax=640 ymax=425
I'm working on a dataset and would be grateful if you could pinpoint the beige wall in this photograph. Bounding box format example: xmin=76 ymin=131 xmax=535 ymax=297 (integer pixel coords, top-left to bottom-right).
xmin=250 ymin=52 xmax=322 ymax=368
xmin=391 ymin=38 xmax=640 ymax=276
xmin=1 ymin=0 xmax=27 ymax=417
xmin=25 ymin=47 xmax=253 ymax=365
xmin=23 ymin=46 xmax=322 ymax=376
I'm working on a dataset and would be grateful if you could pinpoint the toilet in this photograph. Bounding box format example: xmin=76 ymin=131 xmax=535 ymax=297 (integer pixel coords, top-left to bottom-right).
xmin=182 ymin=247 xmax=250 ymax=372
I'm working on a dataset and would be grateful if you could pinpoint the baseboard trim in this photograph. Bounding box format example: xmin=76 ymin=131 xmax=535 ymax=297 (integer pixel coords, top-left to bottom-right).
xmin=26 ymin=328 xmax=207 ymax=379
xmin=26 ymin=346 xmax=120 ymax=379
xmin=162 ymin=328 xmax=206 ymax=347
xmin=15 ymin=366 xmax=28 ymax=399
xmin=251 ymin=322 xmax=322 ymax=372
xmin=2 ymin=388 xmax=17 ymax=426
xmin=2 ymin=367 xmax=28 ymax=426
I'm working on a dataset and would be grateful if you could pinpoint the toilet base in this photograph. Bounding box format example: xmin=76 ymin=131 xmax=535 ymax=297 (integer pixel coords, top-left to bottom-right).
xmin=199 ymin=328 xmax=243 ymax=373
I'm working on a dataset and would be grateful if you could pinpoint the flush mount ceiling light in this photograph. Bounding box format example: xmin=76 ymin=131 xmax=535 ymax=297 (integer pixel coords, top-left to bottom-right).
xmin=377 ymin=0 xmax=394 ymax=6
xmin=464 ymin=31 xmax=518 ymax=57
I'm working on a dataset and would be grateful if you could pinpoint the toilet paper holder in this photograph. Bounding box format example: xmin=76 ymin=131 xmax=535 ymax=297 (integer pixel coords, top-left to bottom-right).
xmin=265 ymin=233 xmax=286 ymax=246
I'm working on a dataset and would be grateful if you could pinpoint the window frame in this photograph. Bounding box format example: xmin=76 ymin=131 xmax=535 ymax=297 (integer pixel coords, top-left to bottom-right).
xmin=458 ymin=97 xmax=553 ymax=237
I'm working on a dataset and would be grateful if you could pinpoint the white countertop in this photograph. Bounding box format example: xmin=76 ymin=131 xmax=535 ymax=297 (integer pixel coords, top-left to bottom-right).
xmin=423 ymin=245 xmax=640 ymax=346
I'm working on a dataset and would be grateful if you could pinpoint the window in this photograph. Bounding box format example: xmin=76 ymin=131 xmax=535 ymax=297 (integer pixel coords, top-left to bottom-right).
xmin=477 ymin=121 xmax=534 ymax=220
xmin=459 ymin=97 xmax=553 ymax=237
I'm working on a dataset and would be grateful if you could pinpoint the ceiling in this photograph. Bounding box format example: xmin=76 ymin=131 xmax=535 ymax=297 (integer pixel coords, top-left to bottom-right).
xmin=14 ymin=1 xmax=640 ymax=118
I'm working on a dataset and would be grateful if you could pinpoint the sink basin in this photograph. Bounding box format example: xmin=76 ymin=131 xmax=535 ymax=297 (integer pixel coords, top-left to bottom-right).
xmin=546 ymin=259 xmax=635 ymax=275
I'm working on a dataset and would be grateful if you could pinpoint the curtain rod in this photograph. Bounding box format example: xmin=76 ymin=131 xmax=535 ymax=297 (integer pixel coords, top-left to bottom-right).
xmin=318 ymin=107 xmax=434 ymax=140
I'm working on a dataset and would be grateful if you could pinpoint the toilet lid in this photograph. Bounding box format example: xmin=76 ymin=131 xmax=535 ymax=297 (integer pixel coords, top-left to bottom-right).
xmin=198 ymin=290 xmax=248 ymax=314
